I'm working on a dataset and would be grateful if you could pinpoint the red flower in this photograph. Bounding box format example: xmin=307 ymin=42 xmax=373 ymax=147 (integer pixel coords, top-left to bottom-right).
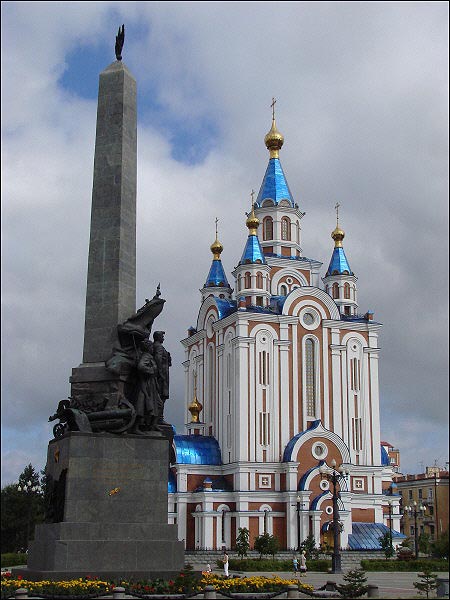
xmin=17 ymin=575 xmax=23 ymax=580
xmin=169 ymin=580 xmax=174 ymax=586
xmin=180 ymin=573 xmax=185 ymax=577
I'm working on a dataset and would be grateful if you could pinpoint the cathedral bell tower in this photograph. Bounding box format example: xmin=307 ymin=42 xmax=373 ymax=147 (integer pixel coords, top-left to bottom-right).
xmin=254 ymin=99 xmax=304 ymax=262
xmin=233 ymin=197 xmax=271 ymax=308
xmin=322 ymin=204 xmax=358 ymax=316
xmin=200 ymin=219 xmax=233 ymax=302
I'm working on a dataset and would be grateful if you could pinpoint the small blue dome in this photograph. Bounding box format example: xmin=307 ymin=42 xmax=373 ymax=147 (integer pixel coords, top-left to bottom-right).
xmin=174 ymin=435 xmax=222 ymax=465
xmin=381 ymin=445 xmax=390 ymax=466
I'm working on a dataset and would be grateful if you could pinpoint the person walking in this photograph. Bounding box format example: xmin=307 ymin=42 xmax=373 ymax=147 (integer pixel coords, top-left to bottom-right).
xmin=299 ymin=550 xmax=307 ymax=576
xmin=292 ymin=555 xmax=299 ymax=576
xmin=223 ymin=552 xmax=229 ymax=577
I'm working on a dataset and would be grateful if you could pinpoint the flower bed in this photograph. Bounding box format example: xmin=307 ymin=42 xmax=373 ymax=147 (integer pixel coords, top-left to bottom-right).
xmin=1 ymin=574 xmax=111 ymax=599
xmin=199 ymin=573 xmax=314 ymax=594
xmin=1 ymin=571 xmax=314 ymax=597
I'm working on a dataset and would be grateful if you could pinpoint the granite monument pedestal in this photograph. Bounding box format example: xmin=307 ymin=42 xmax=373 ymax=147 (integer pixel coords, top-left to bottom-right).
xmin=14 ymin=432 xmax=184 ymax=581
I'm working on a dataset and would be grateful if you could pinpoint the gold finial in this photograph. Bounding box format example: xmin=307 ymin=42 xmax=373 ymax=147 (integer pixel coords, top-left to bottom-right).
xmin=188 ymin=371 xmax=203 ymax=423
xmin=210 ymin=217 xmax=223 ymax=260
xmin=264 ymin=97 xmax=284 ymax=158
xmin=246 ymin=190 xmax=259 ymax=234
xmin=331 ymin=203 xmax=345 ymax=248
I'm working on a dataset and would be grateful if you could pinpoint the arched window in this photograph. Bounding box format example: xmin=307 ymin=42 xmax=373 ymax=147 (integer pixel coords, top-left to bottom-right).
xmin=332 ymin=283 xmax=339 ymax=299
xmin=344 ymin=283 xmax=350 ymax=299
xmin=256 ymin=272 xmax=263 ymax=288
xmin=305 ymin=338 xmax=316 ymax=417
xmin=263 ymin=217 xmax=273 ymax=240
xmin=281 ymin=217 xmax=291 ymax=241
xmin=280 ymin=284 xmax=288 ymax=296
xmin=244 ymin=272 xmax=251 ymax=289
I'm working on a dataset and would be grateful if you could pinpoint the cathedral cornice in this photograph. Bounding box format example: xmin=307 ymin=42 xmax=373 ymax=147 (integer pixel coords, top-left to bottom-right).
xmin=323 ymin=320 xmax=383 ymax=332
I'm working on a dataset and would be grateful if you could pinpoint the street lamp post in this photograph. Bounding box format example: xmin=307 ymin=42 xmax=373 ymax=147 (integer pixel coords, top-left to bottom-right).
xmin=296 ymin=495 xmax=301 ymax=551
xmin=403 ymin=501 xmax=426 ymax=559
xmin=319 ymin=459 xmax=349 ymax=574
xmin=17 ymin=481 xmax=41 ymax=551
xmin=387 ymin=498 xmax=393 ymax=554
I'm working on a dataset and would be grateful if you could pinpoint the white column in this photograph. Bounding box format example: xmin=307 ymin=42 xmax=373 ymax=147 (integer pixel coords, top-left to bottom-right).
xmin=292 ymin=323 xmax=299 ymax=436
xmin=278 ymin=336 xmax=291 ymax=453
xmin=322 ymin=327 xmax=330 ymax=429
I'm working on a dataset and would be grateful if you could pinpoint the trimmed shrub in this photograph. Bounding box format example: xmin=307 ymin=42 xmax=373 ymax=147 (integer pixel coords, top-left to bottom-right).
xmin=1 ymin=553 xmax=27 ymax=568
xmin=361 ymin=558 xmax=449 ymax=572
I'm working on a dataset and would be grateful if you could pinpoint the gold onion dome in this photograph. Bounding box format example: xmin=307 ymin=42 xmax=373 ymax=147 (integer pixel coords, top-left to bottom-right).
xmin=210 ymin=237 xmax=223 ymax=260
xmin=331 ymin=225 xmax=345 ymax=248
xmin=264 ymin=118 xmax=284 ymax=158
xmin=246 ymin=205 xmax=259 ymax=235
xmin=188 ymin=395 xmax=203 ymax=423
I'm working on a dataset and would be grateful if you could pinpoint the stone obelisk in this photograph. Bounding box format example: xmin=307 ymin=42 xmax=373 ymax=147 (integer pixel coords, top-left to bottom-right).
xmin=83 ymin=59 xmax=136 ymax=364
xmin=70 ymin=40 xmax=137 ymax=408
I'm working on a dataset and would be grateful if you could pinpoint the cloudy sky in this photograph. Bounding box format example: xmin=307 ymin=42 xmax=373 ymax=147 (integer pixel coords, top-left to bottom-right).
xmin=1 ymin=1 xmax=448 ymax=485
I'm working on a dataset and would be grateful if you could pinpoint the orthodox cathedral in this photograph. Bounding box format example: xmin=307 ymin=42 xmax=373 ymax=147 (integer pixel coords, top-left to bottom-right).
xmin=168 ymin=111 xmax=401 ymax=551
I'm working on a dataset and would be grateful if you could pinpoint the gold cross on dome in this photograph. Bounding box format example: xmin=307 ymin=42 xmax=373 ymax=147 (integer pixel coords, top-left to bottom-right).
xmin=215 ymin=217 xmax=218 ymax=238
xmin=335 ymin=202 xmax=340 ymax=225
xmin=271 ymin=97 xmax=276 ymax=120
xmin=251 ymin=189 xmax=255 ymax=204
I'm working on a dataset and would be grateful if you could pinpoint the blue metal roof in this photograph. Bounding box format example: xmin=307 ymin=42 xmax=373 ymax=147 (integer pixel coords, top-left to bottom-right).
xmin=326 ymin=247 xmax=352 ymax=276
xmin=168 ymin=469 xmax=177 ymax=493
xmin=348 ymin=523 xmax=405 ymax=550
xmin=381 ymin=445 xmax=390 ymax=466
xmin=283 ymin=420 xmax=321 ymax=462
xmin=239 ymin=234 xmax=266 ymax=265
xmin=205 ymin=260 xmax=230 ymax=288
xmin=214 ymin=298 xmax=237 ymax=320
xmin=255 ymin=158 xmax=295 ymax=207
xmin=173 ymin=435 xmax=222 ymax=465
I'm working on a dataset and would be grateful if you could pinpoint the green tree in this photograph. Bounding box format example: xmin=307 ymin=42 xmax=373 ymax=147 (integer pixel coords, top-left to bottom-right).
xmin=235 ymin=527 xmax=250 ymax=559
xmin=254 ymin=533 xmax=280 ymax=559
xmin=413 ymin=566 xmax=437 ymax=599
xmin=418 ymin=532 xmax=431 ymax=556
xmin=378 ymin=531 xmax=395 ymax=559
xmin=431 ymin=529 xmax=449 ymax=559
xmin=336 ymin=568 xmax=369 ymax=599
xmin=300 ymin=534 xmax=319 ymax=559
xmin=267 ymin=534 xmax=279 ymax=558
xmin=1 ymin=464 xmax=45 ymax=553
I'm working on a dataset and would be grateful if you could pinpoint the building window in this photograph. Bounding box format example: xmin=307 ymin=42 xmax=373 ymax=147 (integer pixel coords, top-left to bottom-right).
xmin=344 ymin=283 xmax=350 ymax=299
xmin=350 ymin=358 xmax=360 ymax=391
xmin=428 ymin=488 xmax=433 ymax=499
xmin=263 ymin=217 xmax=273 ymax=240
xmin=280 ymin=284 xmax=288 ymax=296
xmin=281 ymin=217 xmax=291 ymax=240
xmin=259 ymin=350 xmax=269 ymax=385
xmin=256 ymin=272 xmax=263 ymax=288
xmin=408 ymin=490 xmax=413 ymax=500
xmin=245 ymin=272 xmax=251 ymax=289
xmin=305 ymin=338 xmax=316 ymax=416
xmin=259 ymin=411 xmax=270 ymax=446
xmin=352 ymin=417 xmax=362 ymax=452
xmin=344 ymin=305 xmax=351 ymax=315
xmin=418 ymin=488 xmax=423 ymax=499
xmin=332 ymin=283 xmax=339 ymax=299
